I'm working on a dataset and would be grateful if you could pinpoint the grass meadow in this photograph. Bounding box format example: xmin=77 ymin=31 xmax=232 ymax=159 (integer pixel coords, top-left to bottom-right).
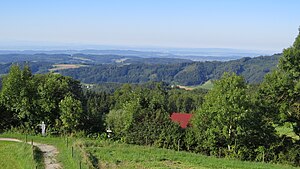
xmin=81 ymin=140 xmax=299 ymax=169
xmin=1 ymin=132 xmax=299 ymax=169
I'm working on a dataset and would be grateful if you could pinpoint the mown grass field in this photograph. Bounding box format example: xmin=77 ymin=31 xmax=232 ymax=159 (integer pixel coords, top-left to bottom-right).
xmin=49 ymin=64 xmax=88 ymax=72
xmin=178 ymin=80 xmax=214 ymax=91
xmin=0 ymin=141 xmax=43 ymax=169
xmin=197 ymin=80 xmax=214 ymax=90
xmin=82 ymin=140 xmax=299 ymax=169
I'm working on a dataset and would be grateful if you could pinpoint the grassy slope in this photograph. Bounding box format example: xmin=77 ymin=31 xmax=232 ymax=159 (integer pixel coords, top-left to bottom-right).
xmin=0 ymin=141 xmax=43 ymax=169
xmin=2 ymin=133 xmax=299 ymax=169
xmin=83 ymin=140 xmax=298 ymax=169
xmin=197 ymin=80 xmax=214 ymax=90
xmin=0 ymin=133 xmax=88 ymax=169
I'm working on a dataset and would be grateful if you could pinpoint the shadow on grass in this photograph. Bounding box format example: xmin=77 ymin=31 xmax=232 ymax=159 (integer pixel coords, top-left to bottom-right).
xmin=33 ymin=146 xmax=45 ymax=169
xmin=89 ymin=152 xmax=100 ymax=169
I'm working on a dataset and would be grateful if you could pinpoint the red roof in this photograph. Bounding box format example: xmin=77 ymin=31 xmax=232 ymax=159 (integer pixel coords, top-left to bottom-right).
xmin=170 ymin=113 xmax=193 ymax=128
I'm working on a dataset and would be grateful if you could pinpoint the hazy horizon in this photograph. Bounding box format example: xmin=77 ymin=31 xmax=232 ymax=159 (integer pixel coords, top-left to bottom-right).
xmin=0 ymin=0 xmax=299 ymax=52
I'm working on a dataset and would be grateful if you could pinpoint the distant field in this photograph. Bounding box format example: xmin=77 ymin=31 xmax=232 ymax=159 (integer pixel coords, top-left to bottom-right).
xmin=197 ymin=80 xmax=214 ymax=90
xmin=0 ymin=141 xmax=42 ymax=169
xmin=82 ymin=140 xmax=298 ymax=169
xmin=49 ymin=64 xmax=88 ymax=72
xmin=177 ymin=80 xmax=214 ymax=91
xmin=177 ymin=85 xmax=194 ymax=90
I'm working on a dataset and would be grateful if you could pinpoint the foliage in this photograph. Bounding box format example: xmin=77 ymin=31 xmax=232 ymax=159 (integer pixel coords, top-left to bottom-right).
xmin=0 ymin=65 xmax=84 ymax=133
xmin=167 ymin=88 xmax=207 ymax=113
xmin=59 ymin=95 xmax=83 ymax=133
xmin=105 ymin=82 xmax=185 ymax=149
xmin=260 ymin=31 xmax=300 ymax=136
xmin=0 ymin=65 xmax=36 ymax=128
xmin=82 ymin=91 xmax=111 ymax=133
xmin=190 ymin=72 xmax=277 ymax=159
xmin=60 ymin=54 xmax=280 ymax=85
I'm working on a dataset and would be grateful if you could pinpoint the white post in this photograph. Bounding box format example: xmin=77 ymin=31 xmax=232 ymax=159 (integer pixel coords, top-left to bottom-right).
xmin=41 ymin=122 xmax=46 ymax=136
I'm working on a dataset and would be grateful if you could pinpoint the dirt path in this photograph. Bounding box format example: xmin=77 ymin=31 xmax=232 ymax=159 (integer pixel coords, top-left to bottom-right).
xmin=0 ymin=138 xmax=62 ymax=169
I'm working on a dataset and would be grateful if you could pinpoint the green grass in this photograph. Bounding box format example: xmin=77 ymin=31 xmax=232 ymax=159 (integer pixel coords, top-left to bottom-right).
xmin=197 ymin=80 xmax=214 ymax=90
xmin=0 ymin=133 xmax=89 ymax=169
xmin=82 ymin=140 xmax=299 ymax=169
xmin=0 ymin=141 xmax=44 ymax=169
xmin=2 ymin=133 xmax=299 ymax=169
xmin=178 ymin=80 xmax=214 ymax=91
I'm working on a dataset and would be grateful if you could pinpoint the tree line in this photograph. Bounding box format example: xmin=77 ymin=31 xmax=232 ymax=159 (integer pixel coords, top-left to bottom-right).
xmin=1 ymin=30 xmax=300 ymax=166
xmin=0 ymin=66 xmax=205 ymax=135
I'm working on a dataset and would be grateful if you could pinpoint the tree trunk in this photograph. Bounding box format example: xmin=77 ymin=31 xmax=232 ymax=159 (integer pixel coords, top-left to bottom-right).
xmin=228 ymin=124 xmax=232 ymax=151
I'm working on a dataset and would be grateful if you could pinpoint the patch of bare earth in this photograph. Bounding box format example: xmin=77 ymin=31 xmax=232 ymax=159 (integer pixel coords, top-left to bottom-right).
xmin=49 ymin=64 xmax=87 ymax=71
xmin=177 ymin=85 xmax=194 ymax=91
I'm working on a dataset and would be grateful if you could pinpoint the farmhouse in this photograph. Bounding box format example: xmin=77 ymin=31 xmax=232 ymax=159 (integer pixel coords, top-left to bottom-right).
xmin=170 ymin=113 xmax=193 ymax=128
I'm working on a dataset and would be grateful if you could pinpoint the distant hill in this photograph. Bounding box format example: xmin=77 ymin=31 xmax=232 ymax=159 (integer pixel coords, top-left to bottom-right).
xmin=59 ymin=54 xmax=281 ymax=85
xmin=0 ymin=53 xmax=191 ymax=65
xmin=0 ymin=52 xmax=281 ymax=85
xmin=0 ymin=48 xmax=271 ymax=61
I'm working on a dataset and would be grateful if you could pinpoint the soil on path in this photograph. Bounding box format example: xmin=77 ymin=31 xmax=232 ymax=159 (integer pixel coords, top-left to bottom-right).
xmin=0 ymin=138 xmax=62 ymax=169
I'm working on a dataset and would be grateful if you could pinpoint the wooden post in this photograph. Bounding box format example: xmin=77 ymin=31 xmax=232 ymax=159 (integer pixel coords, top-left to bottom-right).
xmin=31 ymin=139 xmax=33 ymax=147
xmin=262 ymin=150 xmax=265 ymax=163
xmin=72 ymin=146 xmax=74 ymax=158
xmin=177 ymin=139 xmax=180 ymax=151
xmin=66 ymin=137 xmax=68 ymax=147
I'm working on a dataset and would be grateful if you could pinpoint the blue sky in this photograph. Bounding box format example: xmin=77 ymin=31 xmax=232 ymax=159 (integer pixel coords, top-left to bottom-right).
xmin=0 ymin=0 xmax=299 ymax=52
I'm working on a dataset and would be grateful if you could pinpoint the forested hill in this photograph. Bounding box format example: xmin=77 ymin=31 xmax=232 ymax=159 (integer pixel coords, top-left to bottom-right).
xmin=60 ymin=54 xmax=281 ymax=85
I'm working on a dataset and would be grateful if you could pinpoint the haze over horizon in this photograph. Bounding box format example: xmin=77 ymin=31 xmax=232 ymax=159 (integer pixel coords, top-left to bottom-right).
xmin=0 ymin=0 xmax=299 ymax=53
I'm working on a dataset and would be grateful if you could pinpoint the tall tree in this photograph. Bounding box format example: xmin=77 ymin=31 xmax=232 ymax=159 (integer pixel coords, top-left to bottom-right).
xmin=59 ymin=95 xmax=83 ymax=133
xmin=0 ymin=64 xmax=36 ymax=128
xmin=35 ymin=73 xmax=83 ymax=131
xmin=82 ymin=91 xmax=111 ymax=133
xmin=260 ymin=29 xmax=300 ymax=136
xmin=192 ymin=73 xmax=275 ymax=158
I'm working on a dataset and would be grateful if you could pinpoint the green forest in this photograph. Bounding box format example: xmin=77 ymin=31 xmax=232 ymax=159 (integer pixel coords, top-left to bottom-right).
xmin=0 ymin=32 xmax=300 ymax=167
xmin=59 ymin=53 xmax=280 ymax=85
xmin=0 ymin=52 xmax=280 ymax=86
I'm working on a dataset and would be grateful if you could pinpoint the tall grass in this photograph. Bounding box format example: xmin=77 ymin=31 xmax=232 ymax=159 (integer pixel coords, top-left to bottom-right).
xmin=0 ymin=132 xmax=89 ymax=169
xmin=0 ymin=141 xmax=44 ymax=169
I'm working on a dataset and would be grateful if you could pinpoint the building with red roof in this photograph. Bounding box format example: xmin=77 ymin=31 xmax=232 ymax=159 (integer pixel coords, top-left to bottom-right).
xmin=170 ymin=113 xmax=193 ymax=129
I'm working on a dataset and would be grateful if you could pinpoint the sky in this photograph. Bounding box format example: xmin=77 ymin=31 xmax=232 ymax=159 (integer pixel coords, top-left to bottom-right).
xmin=0 ymin=0 xmax=299 ymax=52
